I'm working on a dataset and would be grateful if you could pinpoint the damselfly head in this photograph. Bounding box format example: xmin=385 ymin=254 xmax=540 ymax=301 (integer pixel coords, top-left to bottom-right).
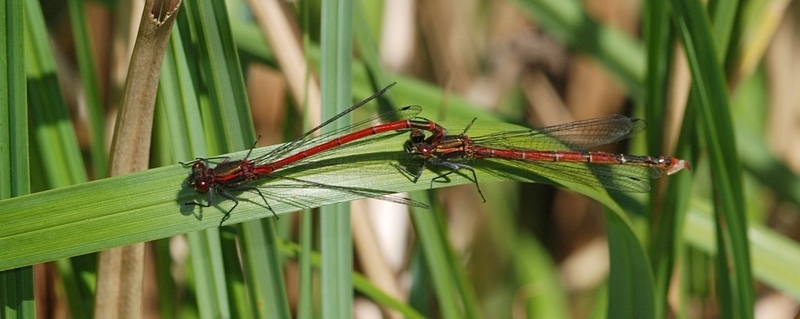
xmin=666 ymin=158 xmax=690 ymax=175
xmin=188 ymin=161 xmax=212 ymax=192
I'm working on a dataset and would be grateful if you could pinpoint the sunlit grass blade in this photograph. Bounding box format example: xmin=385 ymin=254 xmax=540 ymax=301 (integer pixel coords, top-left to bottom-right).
xmin=187 ymin=230 xmax=232 ymax=317
xmin=24 ymin=0 xmax=96 ymax=316
xmin=184 ymin=0 xmax=253 ymax=151
xmin=182 ymin=0 xmax=292 ymax=316
xmin=281 ymin=240 xmax=426 ymax=319
xmin=670 ymin=0 xmax=754 ymax=317
xmin=297 ymin=210 xmax=314 ymax=319
xmin=238 ymin=220 xmax=292 ymax=318
xmin=642 ymin=0 xmax=678 ymax=312
xmin=1 ymin=0 xmax=33 ymax=316
xmin=683 ymin=200 xmax=800 ymax=300
xmin=513 ymin=233 xmax=570 ymax=318
xmin=0 ymin=128 xmax=452 ymax=271
xmin=24 ymin=0 xmax=87 ymax=189
xmin=319 ymin=0 xmax=355 ymax=316
xmin=66 ymin=0 xmax=107 ymax=178
xmin=410 ymin=201 xmax=467 ymax=319
xmin=642 ymin=0 xmax=695 ymax=306
xmin=297 ymin=3 xmax=315 ymax=317
xmin=158 ymin=17 xmax=233 ymax=317
xmin=606 ymin=211 xmax=655 ymax=318
xmin=353 ymin=1 xmax=393 ymax=113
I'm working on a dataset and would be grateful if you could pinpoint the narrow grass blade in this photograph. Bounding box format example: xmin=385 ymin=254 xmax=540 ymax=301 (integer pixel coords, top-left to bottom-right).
xmin=297 ymin=210 xmax=314 ymax=319
xmin=429 ymin=197 xmax=483 ymax=319
xmin=1 ymin=0 xmax=33 ymax=317
xmin=684 ymin=200 xmax=800 ymax=300
xmin=184 ymin=0 xmax=253 ymax=151
xmin=319 ymin=0 xmax=355 ymax=317
xmin=24 ymin=0 xmax=88 ymax=189
xmin=641 ymin=2 xmax=681 ymax=317
xmin=159 ymin=18 xmax=233 ymax=317
xmin=513 ymin=234 xmax=570 ymax=318
xmin=671 ymin=0 xmax=755 ymax=317
xmin=410 ymin=203 xmax=464 ymax=319
xmin=238 ymin=220 xmax=292 ymax=318
xmin=281 ymin=241 xmax=426 ymax=319
xmin=353 ymin=2 xmax=393 ymax=113
xmin=65 ymin=0 xmax=107 ymax=178
xmin=185 ymin=1 xmax=293 ymax=317
xmin=24 ymin=0 xmax=95 ymax=316
xmin=606 ymin=211 xmax=655 ymax=319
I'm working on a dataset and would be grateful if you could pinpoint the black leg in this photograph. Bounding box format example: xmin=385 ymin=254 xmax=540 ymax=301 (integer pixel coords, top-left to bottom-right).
xmin=218 ymin=185 xmax=279 ymax=226
xmin=427 ymin=160 xmax=486 ymax=202
xmin=248 ymin=186 xmax=276 ymax=219
xmin=215 ymin=189 xmax=240 ymax=226
xmin=391 ymin=161 xmax=426 ymax=184
xmin=185 ymin=187 xmax=215 ymax=208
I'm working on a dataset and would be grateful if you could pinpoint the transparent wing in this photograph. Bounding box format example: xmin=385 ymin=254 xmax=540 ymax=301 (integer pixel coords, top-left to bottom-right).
xmin=472 ymin=115 xmax=646 ymax=151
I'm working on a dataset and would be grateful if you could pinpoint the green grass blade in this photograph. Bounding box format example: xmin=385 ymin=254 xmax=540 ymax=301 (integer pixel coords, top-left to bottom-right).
xmin=707 ymin=0 xmax=740 ymax=54
xmin=185 ymin=0 xmax=253 ymax=151
xmin=410 ymin=202 xmax=464 ymax=319
xmin=186 ymin=230 xmax=232 ymax=317
xmin=670 ymin=0 xmax=754 ymax=317
xmin=319 ymin=0 xmax=355 ymax=317
xmin=642 ymin=0 xmax=673 ymax=150
xmin=183 ymin=1 xmax=292 ymax=317
xmin=189 ymin=1 xmax=295 ymax=316
xmin=606 ymin=211 xmax=655 ymax=319
xmin=352 ymin=1 xmax=392 ymax=113
xmin=25 ymin=0 xmax=87 ymax=189
xmin=297 ymin=210 xmax=314 ymax=319
xmin=641 ymin=2 xmax=681 ymax=317
xmin=513 ymin=233 xmax=569 ymax=318
xmin=297 ymin=4 xmax=315 ymax=317
xmin=170 ymin=3 xmax=250 ymax=317
xmin=160 ymin=16 xmax=234 ymax=317
xmin=281 ymin=240 xmax=426 ymax=319
xmin=24 ymin=0 xmax=95 ymax=316
xmin=65 ymin=0 xmax=107 ymax=178
xmin=683 ymin=200 xmax=800 ymax=300
xmin=2 ymin=0 xmax=28 ymax=197
xmin=159 ymin=45 xmax=241 ymax=316
xmin=239 ymin=220 xmax=292 ymax=318
xmin=1 ymin=0 xmax=33 ymax=317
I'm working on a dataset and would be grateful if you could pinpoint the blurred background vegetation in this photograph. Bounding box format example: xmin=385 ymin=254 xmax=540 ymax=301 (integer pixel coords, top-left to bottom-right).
xmin=2 ymin=0 xmax=800 ymax=318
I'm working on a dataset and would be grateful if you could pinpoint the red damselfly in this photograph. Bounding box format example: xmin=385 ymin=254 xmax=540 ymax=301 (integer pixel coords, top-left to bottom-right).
xmin=184 ymin=83 xmax=447 ymax=225
xmin=403 ymin=115 xmax=689 ymax=199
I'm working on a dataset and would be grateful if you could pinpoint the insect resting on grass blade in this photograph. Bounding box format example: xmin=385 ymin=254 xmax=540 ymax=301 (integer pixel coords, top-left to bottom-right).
xmin=401 ymin=115 xmax=690 ymax=200
xmin=182 ymin=83 xmax=448 ymax=226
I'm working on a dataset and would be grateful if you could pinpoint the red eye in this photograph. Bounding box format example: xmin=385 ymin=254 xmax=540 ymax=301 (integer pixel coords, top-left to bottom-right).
xmin=195 ymin=180 xmax=210 ymax=192
xmin=193 ymin=161 xmax=205 ymax=170
xmin=406 ymin=140 xmax=433 ymax=156
xmin=418 ymin=145 xmax=433 ymax=156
